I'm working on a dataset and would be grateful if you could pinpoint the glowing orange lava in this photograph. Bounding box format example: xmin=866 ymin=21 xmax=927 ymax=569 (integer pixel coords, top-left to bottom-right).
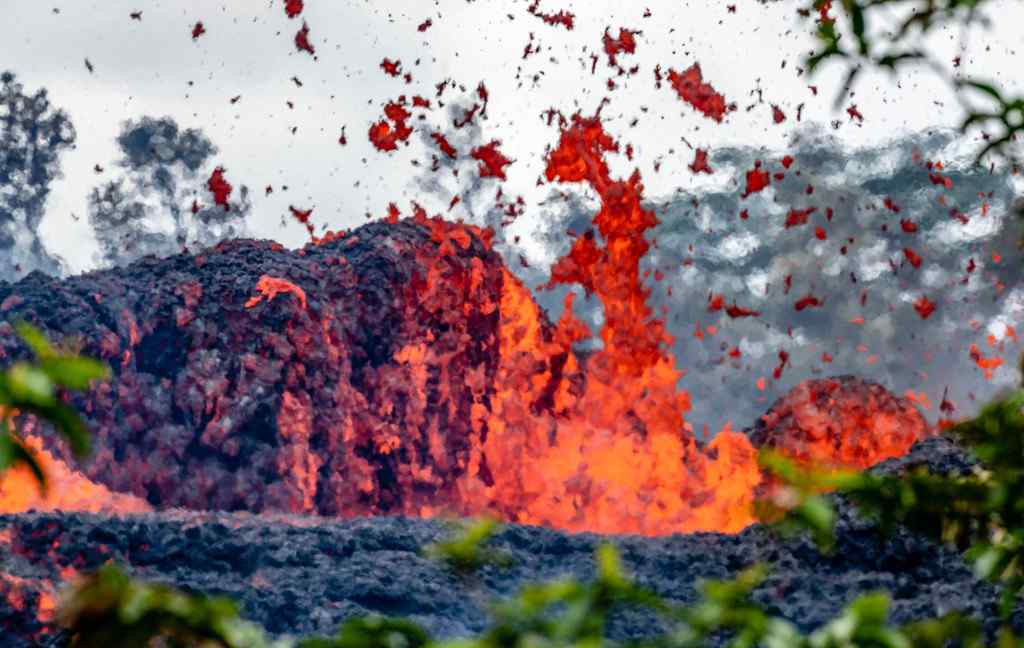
xmin=0 ymin=434 xmax=150 ymax=515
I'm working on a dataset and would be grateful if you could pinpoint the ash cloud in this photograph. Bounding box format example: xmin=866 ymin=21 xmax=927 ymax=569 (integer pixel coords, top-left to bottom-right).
xmin=522 ymin=126 xmax=1024 ymax=434
xmin=0 ymin=71 xmax=75 ymax=282
xmin=88 ymin=116 xmax=250 ymax=268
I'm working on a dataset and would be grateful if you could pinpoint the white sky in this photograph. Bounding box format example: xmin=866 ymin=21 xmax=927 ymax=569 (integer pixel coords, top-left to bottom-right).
xmin=6 ymin=0 xmax=1023 ymax=273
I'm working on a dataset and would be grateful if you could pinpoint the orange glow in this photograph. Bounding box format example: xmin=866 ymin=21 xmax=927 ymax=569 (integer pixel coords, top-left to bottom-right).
xmin=245 ymin=274 xmax=308 ymax=310
xmin=0 ymin=434 xmax=150 ymax=515
xmin=969 ymin=343 xmax=1004 ymax=380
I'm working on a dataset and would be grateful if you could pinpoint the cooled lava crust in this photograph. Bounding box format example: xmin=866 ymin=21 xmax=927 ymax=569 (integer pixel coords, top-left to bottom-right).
xmin=0 ymin=437 xmax=1009 ymax=647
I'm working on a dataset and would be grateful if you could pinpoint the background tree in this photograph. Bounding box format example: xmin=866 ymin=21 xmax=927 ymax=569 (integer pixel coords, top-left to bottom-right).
xmin=0 ymin=71 xmax=76 ymax=283
xmin=88 ymin=116 xmax=251 ymax=268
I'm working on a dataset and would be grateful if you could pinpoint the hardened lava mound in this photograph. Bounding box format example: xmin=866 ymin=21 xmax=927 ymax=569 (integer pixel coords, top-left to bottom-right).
xmin=0 ymin=217 xmax=506 ymax=517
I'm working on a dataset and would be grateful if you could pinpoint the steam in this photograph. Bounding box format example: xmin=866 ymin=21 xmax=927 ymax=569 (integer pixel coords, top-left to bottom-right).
xmin=88 ymin=116 xmax=251 ymax=268
xmin=0 ymin=71 xmax=75 ymax=283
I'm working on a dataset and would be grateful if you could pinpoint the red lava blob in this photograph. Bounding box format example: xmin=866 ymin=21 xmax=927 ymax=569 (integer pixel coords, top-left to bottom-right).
xmin=883 ymin=197 xmax=901 ymax=213
xmin=284 ymin=0 xmax=303 ymax=18
xmin=527 ymin=0 xmax=574 ymax=29
xmin=417 ymin=18 xmax=433 ymax=32
xmin=381 ymin=58 xmax=402 ymax=77
xmin=970 ymin=343 xmax=1004 ymax=379
xmin=742 ymin=161 xmax=770 ymax=198
xmin=206 ymin=167 xmax=232 ymax=211
xmin=603 ymin=27 xmax=638 ymax=67
xmin=191 ymin=21 xmax=206 ymax=40
xmin=903 ymin=247 xmax=922 ymax=269
xmin=431 ymin=132 xmax=457 ymax=158
xmin=900 ymin=219 xmax=918 ymax=233
xmin=708 ymin=293 xmax=725 ymax=312
xmin=928 ymin=167 xmax=954 ymax=189
xmin=772 ymin=350 xmax=790 ymax=379
xmin=689 ymin=148 xmax=713 ymax=174
xmin=847 ymin=104 xmax=864 ymax=122
xmin=772 ymin=105 xmax=786 ymax=124
xmin=913 ymin=295 xmax=936 ymax=319
xmin=785 ymin=207 xmax=816 ymax=228
xmin=470 ymin=141 xmax=513 ymax=180
xmin=244 ymin=275 xmax=308 ymax=310
xmin=295 ymin=21 xmax=315 ymax=55
xmin=726 ymin=302 xmax=760 ymax=318
xmin=368 ymin=101 xmax=413 ymax=152
xmin=795 ymin=294 xmax=823 ymax=311
xmin=289 ymin=205 xmax=317 ymax=239
xmin=667 ymin=63 xmax=733 ymax=122
xmin=781 ymin=154 xmax=794 ymax=169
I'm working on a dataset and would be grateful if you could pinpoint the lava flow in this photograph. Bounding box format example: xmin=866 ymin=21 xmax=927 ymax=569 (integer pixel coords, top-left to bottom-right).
xmin=0 ymin=114 xmax=927 ymax=537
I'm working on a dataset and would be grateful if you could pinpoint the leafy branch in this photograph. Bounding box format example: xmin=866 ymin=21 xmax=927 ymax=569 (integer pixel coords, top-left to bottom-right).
xmin=802 ymin=0 xmax=1022 ymax=164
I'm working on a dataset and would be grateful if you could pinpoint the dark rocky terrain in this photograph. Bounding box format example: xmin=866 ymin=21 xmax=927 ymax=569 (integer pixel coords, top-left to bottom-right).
xmin=1 ymin=436 xmax=1007 ymax=647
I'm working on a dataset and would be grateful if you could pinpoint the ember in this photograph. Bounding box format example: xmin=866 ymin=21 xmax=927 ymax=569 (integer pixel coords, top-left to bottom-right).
xmin=666 ymin=63 xmax=734 ymax=122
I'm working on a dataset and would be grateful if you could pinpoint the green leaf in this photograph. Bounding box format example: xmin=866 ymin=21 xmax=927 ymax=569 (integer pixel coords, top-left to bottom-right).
xmin=595 ymin=544 xmax=626 ymax=588
xmin=960 ymin=79 xmax=1005 ymax=102
xmin=36 ymin=402 xmax=91 ymax=457
xmin=7 ymin=362 xmax=56 ymax=406
xmin=40 ymin=356 xmax=110 ymax=390
xmin=850 ymin=2 xmax=869 ymax=55
xmin=15 ymin=322 xmax=55 ymax=359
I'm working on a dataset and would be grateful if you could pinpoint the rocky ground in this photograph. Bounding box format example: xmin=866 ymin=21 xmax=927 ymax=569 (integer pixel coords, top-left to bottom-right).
xmin=2 ymin=435 xmax=1011 ymax=647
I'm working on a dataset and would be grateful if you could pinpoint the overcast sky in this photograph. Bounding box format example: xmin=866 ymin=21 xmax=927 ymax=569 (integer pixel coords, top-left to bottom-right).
xmin=6 ymin=0 xmax=1020 ymax=268
xmin=5 ymin=0 xmax=1024 ymax=431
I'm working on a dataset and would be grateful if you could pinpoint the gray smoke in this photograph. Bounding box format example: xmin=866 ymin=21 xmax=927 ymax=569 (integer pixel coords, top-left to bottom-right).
xmin=0 ymin=71 xmax=75 ymax=282
xmin=88 ymin=116 xmax=250 ymax=267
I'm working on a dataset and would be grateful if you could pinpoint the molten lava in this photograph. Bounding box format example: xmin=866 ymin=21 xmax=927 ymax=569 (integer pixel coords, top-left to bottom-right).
xmin=0 ymin=114 xmax=928 ymax=537
xmin=748 ymin=376 xmax=926 ymax=471
xmin=0 ymin=434 xmax=149 ymax=515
